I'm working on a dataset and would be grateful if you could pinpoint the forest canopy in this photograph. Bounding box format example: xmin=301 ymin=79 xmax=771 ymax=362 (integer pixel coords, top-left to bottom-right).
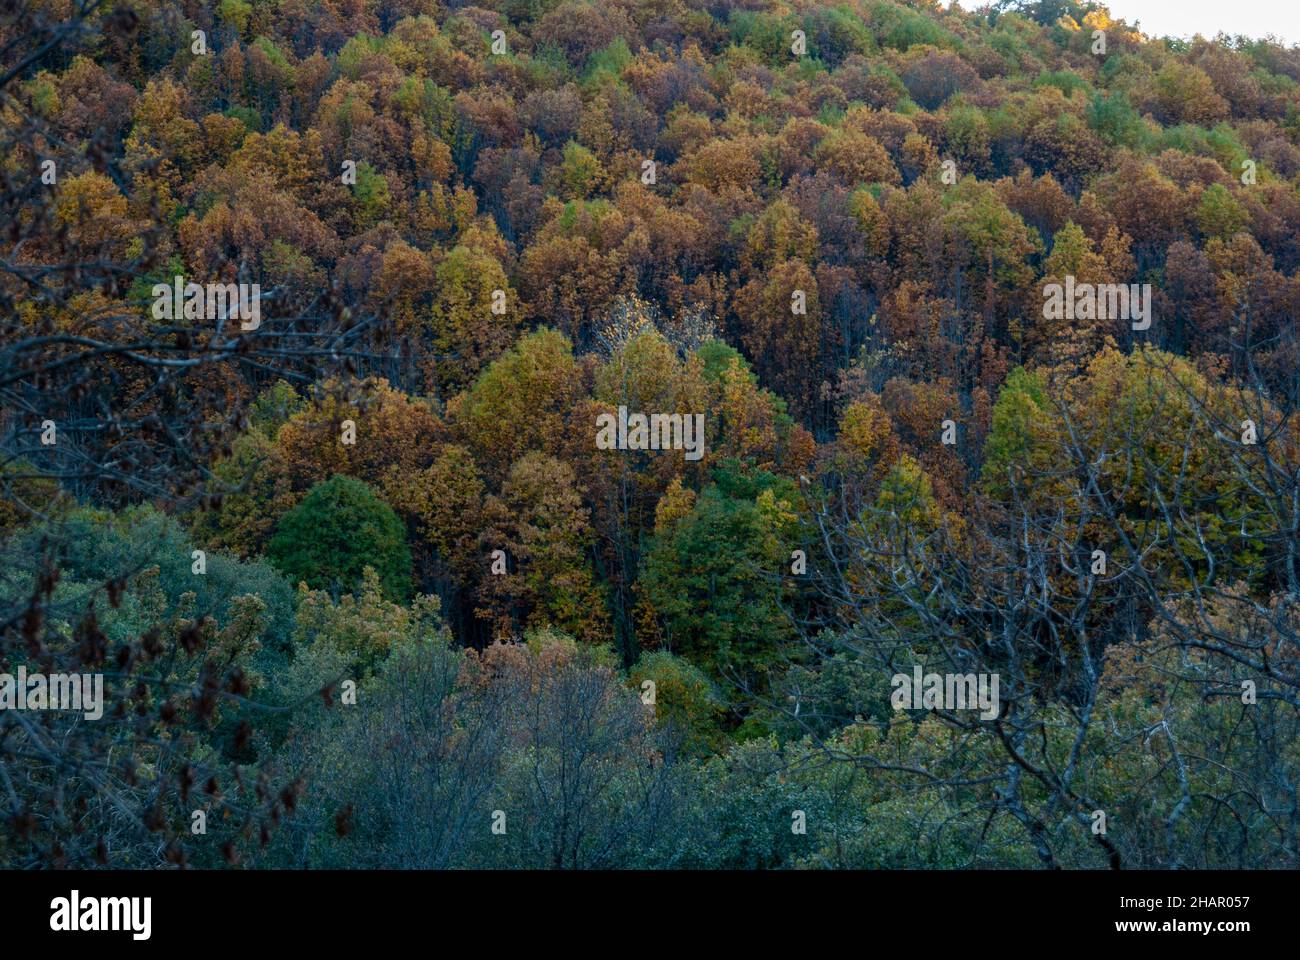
xmin=1 ymin=0 xmax=1299 ymax=871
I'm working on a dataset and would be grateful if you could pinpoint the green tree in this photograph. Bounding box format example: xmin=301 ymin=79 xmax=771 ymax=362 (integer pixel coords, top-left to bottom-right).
xmin=268 ymin=475 xmax=412 ymax=602
xmin=629 ymin=650 xmax=724 ymax=755
xmin=639 ymin=469 xmax=801 ymax=689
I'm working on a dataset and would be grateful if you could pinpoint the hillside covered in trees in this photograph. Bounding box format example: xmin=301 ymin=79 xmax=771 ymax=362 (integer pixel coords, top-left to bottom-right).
xmin=2 ymin=0 xmax=1299 ymax=870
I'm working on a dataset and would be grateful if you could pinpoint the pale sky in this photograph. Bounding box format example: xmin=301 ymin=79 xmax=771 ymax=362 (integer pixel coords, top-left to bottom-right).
xmin=955 ymin=0 xmax=1299 ymax=45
